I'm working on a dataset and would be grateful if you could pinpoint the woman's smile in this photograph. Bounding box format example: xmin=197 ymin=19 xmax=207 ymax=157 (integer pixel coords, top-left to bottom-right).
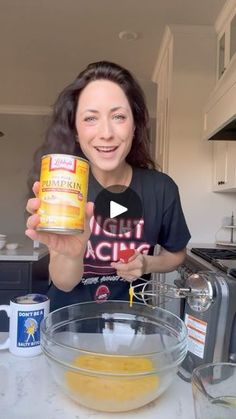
xmin=94 ymin=145 xmax=119 ymax=158
xmin=94 ymin=145 xmax=119 ymax=152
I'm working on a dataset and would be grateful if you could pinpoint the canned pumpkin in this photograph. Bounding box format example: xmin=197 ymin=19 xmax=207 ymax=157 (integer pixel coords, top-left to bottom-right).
xmin=37 ymin=154 xmax=89 ymax=234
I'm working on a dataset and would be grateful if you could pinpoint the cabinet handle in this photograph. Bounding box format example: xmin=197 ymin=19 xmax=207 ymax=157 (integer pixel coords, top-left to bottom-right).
xmin=218 ymin=181 xmax=225 ymax=185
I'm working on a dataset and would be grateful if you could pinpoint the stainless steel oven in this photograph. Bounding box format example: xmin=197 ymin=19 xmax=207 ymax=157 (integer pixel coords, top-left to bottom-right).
xmin=176 ymin=247 xmax=236 ymax=379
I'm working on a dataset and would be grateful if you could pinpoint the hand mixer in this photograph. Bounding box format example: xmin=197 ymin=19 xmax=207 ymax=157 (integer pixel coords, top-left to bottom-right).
xmin=118 ymin=250 xmax=214 ymax=310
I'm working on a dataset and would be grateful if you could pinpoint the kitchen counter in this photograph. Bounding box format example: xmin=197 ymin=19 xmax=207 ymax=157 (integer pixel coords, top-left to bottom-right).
xmin=0 ymin=236 xmax=48 ymax=261
xmin=0 ymin=336 xmax=195 ymax=419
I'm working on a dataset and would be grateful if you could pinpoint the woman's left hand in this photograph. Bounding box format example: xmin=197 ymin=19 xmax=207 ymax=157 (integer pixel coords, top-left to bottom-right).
xmin=111 ymin=251 xmax=147 ymax=282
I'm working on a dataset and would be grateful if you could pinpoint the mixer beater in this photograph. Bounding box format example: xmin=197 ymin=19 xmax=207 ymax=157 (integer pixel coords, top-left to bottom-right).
xmin=130 ymin=278 xmax=191 ymax=307
xmin=130 ymin=272 xmax=214 ymax=312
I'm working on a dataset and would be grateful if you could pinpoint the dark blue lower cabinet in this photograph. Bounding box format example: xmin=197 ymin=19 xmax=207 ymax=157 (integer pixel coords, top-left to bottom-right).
xmin=0 ymin=255 xmax=49 ymax=331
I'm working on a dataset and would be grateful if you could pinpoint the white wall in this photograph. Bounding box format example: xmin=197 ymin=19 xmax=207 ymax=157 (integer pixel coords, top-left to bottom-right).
xmin=167 ymin=27 xmax=236 ymax=243
xmin=0 ymin=114 xmax=49 ymax=235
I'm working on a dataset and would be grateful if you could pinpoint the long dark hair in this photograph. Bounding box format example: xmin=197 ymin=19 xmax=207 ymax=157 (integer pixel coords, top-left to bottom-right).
xmin=28 ymin=61 xmax=156 ymax=191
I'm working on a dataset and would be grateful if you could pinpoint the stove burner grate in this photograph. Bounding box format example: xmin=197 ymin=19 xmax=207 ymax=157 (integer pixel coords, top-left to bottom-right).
xmin=191 ymin=248 xmax=236 ymax=262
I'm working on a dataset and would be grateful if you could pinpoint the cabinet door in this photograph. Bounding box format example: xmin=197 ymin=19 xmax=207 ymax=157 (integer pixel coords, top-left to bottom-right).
xmin=0 ymin=262 xmax=30 ymax=289
xmin=217 ymin=31 xmax=227 ymax=79
xmin=213 ymin=141 xmax=236 ymax=191
xmin=230 ymin=13 xmax=236 ymax=60
xmin=155 ymin=45 xmax=171 ymax=171
xmin=216 ymin=5 xmax=236 ymax=80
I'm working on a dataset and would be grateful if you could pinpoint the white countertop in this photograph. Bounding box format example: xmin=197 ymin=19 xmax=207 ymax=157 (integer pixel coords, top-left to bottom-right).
xmin=0 ymin=338 xmax=195 ymax=419
xmin=0 ymin=236 xmax=48 ymax=261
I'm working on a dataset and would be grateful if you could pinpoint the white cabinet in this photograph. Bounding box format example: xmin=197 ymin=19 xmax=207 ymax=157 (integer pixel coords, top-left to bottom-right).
xmin=204 ymin=0 xmax=236 ymax=141
xmin=217 ymin=30 xmax=227 ymax=79
xmin=213 ymin=141 xmax=236 ymax=191
xmin=230 ymin=13 xmax=236 ymax=61
xmin=153 ymin=27 xmax=173 ymax=171
xmin=203 ymin=80 xmax=236 ymax=140
xmin=216 ymin=0 xmax=236 ymax=80
xmin=152 ymin=25 xmax=216 ymax=174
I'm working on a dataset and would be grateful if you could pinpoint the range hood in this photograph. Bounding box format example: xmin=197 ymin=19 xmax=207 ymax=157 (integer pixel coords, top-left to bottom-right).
xmin=208 ymin=116 xmax=236 ymax=141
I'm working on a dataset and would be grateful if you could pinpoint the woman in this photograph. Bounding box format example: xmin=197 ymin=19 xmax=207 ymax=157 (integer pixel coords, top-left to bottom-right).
xmin=26 ymin=61 xmax=191 ymax=310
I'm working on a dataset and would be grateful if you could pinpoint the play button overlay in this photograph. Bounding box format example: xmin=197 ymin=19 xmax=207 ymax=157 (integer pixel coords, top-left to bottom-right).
xmin=110 ymin=201 xmax=127 ymax=218
xmin=94 ymin=185 xmax=143 ymax=235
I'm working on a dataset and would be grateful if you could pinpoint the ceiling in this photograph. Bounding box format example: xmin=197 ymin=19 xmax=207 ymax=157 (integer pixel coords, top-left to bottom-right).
xmin=0 ymin=0 xmax=227 ymax=115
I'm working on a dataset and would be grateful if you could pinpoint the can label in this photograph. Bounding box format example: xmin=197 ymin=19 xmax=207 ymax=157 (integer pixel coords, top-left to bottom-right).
xmin=37 ymin=154 xmax=89 ymax=233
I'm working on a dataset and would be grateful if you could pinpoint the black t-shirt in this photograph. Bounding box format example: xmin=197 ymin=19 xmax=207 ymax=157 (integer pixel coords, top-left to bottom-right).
xmin=47 ymin=167 xmax=191 ymax=311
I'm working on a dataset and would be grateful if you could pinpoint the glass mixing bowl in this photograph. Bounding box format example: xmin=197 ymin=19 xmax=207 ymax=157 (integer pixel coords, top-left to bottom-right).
xmin=40 ymin=301 xmax=187 ymax=412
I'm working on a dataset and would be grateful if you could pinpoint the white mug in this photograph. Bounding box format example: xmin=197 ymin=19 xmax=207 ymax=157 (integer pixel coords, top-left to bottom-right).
xmin=0 ymin=294 xmax=50 ymax=357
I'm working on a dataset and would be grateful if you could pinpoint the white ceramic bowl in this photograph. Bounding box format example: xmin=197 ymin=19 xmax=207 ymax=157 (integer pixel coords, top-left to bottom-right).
xmin=6 ymin=243 xmax=18 ymax=250
xmin=0 ymin=234 xmax=7 ymax=249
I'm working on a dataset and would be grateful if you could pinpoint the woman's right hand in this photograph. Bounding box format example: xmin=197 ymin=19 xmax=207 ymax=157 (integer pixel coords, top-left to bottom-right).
xmin=25 ymin=181 xmax=94 ymax=259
